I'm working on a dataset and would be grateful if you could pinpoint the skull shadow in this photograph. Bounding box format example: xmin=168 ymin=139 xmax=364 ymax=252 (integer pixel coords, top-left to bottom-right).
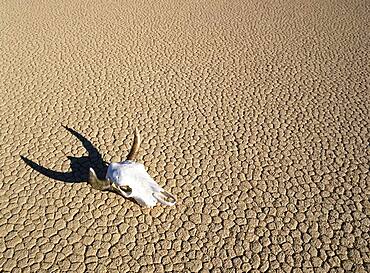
xmin=21 ymin=126 xmax=108 ymax=185
xmin=21 ymin=126 xmax=144 ymax=205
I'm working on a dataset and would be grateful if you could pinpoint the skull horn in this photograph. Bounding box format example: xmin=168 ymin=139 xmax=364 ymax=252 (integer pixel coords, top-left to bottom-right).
xmin=89 ymin=168 xmax=111 ymax=191
xmin=126 ymin=127 xmax=141 ymax=161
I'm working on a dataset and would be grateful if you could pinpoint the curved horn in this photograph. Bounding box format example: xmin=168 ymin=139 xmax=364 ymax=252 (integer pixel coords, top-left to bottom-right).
xmin=126 ymin=127 xmax=141 ymax=161
xmin=89 ymin=168 xmax=112 ymax=191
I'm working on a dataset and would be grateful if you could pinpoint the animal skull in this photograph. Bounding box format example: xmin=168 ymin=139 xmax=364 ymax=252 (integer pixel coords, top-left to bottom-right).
xmin=89 ymin=128 xmax=176 ymax=207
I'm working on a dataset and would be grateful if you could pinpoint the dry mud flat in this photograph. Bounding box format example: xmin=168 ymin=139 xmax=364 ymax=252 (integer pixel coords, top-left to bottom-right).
xmin=0 ymin=0 xmax=369 ymax=272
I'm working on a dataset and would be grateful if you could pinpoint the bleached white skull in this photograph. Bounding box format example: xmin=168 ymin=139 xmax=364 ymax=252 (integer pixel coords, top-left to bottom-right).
xmin=89 ymin=128 xmax=176 ymax=207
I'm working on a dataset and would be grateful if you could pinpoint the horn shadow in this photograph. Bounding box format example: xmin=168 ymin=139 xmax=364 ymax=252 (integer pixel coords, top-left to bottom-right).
xmin=21 ymin=126 xmax=108 ymax=184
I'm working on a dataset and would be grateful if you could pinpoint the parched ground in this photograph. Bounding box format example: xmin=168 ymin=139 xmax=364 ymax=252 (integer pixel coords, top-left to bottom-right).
xmin=0 ymin=0 xmax=369 ymax=272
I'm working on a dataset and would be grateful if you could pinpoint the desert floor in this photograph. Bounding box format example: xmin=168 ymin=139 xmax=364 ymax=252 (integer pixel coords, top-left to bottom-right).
xmin=0 ymin=0 xmax=369 ymax=272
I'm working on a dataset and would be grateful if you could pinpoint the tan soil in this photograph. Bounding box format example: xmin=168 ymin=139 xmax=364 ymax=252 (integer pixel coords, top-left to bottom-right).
xmin=0 ymin=0 xmax=369 ymax=272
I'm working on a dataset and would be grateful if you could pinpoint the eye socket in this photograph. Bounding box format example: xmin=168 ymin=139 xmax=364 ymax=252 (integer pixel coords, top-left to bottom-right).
xmin=119 ymin=185 xmax=132 ymax=194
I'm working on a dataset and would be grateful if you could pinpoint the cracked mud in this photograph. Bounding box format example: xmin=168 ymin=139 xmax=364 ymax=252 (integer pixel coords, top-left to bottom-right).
xmin=0 ymin=0 xmax=369 ymax=272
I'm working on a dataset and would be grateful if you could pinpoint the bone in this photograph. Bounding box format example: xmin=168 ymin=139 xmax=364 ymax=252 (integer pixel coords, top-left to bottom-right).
xmin=90 ymin=129 xmax=176 ymax=207
xmin=106 ymin=161 xmax=176 ymax=207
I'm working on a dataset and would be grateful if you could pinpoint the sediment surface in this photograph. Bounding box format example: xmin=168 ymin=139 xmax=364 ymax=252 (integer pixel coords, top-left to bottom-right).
xmin=1 ymin=0 xmax=369 ymax=272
